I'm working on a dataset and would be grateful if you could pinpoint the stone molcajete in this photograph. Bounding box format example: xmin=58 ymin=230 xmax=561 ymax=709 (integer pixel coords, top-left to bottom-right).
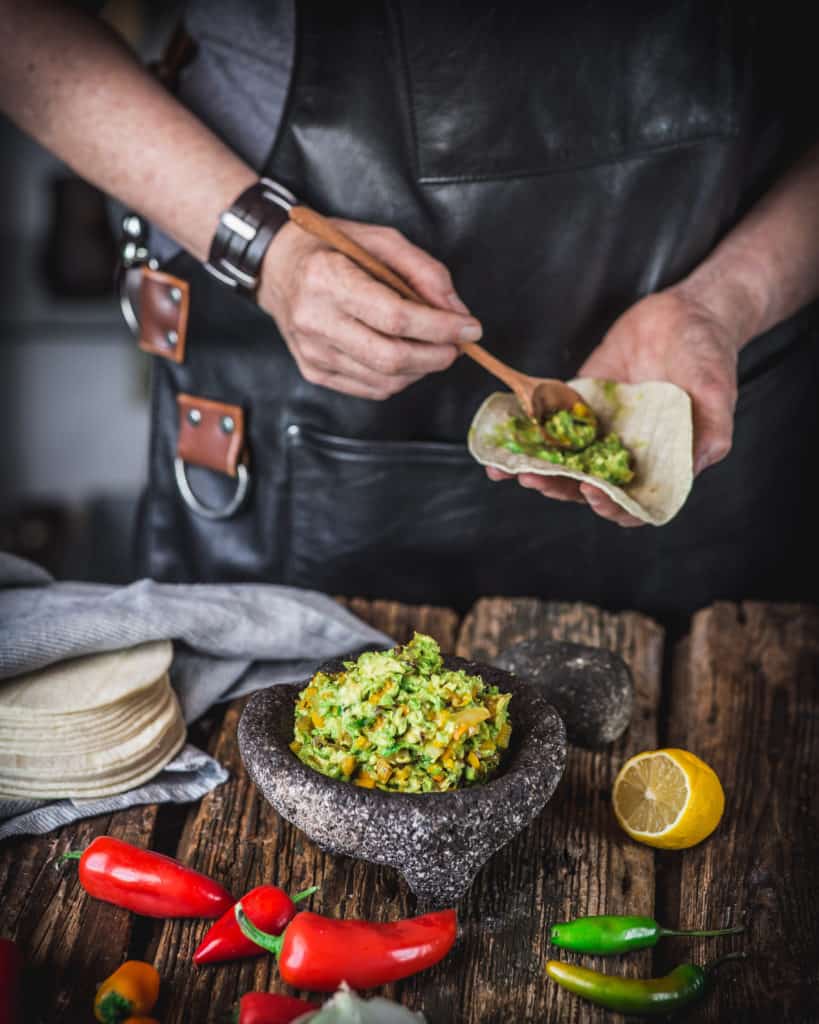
xmin=239 ymin=655 xmax=567 ymax=907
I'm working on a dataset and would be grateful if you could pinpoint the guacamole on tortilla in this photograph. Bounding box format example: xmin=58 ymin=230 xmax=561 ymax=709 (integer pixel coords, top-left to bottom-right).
xmin=291 ymin=633 xmax=512 ymax=793
xmin=493 ymin=402 xmax=634 ymax=486
xmin=469 ymin=381 xmax=694 ymax=526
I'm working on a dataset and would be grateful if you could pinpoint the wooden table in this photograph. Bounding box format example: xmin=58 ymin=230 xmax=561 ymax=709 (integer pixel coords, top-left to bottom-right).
xmin=2 ymin=598 xmax=817 ymax=1023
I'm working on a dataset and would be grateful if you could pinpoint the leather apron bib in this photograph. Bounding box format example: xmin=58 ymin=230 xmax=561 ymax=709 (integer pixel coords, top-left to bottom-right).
xmin=140 ymin=1 xmax=819 ymax=614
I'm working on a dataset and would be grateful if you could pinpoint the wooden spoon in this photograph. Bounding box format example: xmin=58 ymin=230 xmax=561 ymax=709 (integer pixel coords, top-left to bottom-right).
xmin=289 ymin=206 xmax=584 ymax=421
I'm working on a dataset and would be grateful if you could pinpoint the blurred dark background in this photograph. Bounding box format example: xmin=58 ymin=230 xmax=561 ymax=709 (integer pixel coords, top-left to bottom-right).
xmin=0 ymin=0 xmax=178 ymax=583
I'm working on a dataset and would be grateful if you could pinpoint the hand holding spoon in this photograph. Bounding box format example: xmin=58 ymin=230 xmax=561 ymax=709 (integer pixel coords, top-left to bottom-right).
xmin=288 ymin=206 xmax=584 ymax=421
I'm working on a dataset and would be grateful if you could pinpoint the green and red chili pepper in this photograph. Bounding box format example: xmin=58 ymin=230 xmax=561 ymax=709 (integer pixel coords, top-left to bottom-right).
xmin=195 ymin=884 xmax=318 ymax=965
xmin=235 ymin=904 xmax=457 ymax=991
xmin=62 ymin=836 xmax=233 ymax=918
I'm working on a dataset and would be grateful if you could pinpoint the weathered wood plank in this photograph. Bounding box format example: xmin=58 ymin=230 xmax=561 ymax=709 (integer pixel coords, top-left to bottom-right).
xmin=338 ymin=597 xmax=460 ymax=653
xmin=153 ymin=601 xmax=460 ymax=1024
xmin=399 ymin=598 xmax=665 ymax=1024
xmin=0 ymin=805 xmax=158 ymax=1024
xmin=662 ymin=602 xmax=819 ymax=1022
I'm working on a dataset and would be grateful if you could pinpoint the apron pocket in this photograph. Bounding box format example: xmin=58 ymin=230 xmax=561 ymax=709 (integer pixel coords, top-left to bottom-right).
xmin=285 ymin=424 xmax=486 ymax=605
xmin=284 ymin=422 xmax=599 ymax=608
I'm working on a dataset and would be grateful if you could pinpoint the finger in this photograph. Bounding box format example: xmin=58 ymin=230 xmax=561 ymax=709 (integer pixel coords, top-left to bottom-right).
xmin=297 ymin=336 xmax=424 ymax=395
xmin=337 ymin=221 xmax=471 ymax=313
xmin=328 ymin=258 xmax=481 ymax=345
xmin=485 ymin=467 xmax=515 ymax=481
xmin=295 ymin=364 xmax=404 ymax=400
xmin=311 ymin=313 xmax=459 ymax=378
xmin=580 ymin=484 xmax=645 ymax=527
xmin=517 ymin=473 xmax=586 ymax=503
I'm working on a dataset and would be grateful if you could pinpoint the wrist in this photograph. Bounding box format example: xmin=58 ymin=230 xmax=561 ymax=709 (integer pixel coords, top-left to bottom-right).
xmin=258 ymin=220 xmax=303 ymax=309
xmin=673 ymin=247 xmax=772 ymax=355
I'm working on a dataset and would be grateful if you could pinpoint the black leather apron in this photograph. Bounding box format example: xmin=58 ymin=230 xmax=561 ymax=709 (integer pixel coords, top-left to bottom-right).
xmin=140 ymin=1 xmax=819 ymax=615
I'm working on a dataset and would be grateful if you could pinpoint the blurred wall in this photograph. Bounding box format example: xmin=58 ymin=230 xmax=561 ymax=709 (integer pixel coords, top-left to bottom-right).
xmin=0 ymin=116 xmax=151 ymax=577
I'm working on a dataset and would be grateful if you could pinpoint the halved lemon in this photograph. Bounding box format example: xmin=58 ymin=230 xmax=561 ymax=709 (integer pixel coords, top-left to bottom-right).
xmin=612 ymin=748 xmax=724 ymax=849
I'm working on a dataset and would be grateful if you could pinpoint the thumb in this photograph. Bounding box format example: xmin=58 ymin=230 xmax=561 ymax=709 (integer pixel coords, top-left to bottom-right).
xmin=692 ymin=387 xmax=736 ymax=475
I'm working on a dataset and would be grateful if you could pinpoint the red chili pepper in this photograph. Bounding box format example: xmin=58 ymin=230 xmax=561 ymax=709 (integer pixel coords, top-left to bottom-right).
xmin=0 ymin=939 xmax=22 ymax=1024
xmin=62 ymin=836 xmax=233 ymax=918
xmin=236 ymin=905 xmax=457 ymax=992
xmin=235 ymin=992 xmax=320 ymax=1024
xmin=195 ymin=884 xmax=318 ymax=965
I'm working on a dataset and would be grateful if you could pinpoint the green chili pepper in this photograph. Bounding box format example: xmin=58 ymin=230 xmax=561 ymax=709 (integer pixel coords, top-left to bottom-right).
xmin=545 ymin=952 xmax=747 ymax=1016
xmin=550 ymin=914 xmax=744 ymax=955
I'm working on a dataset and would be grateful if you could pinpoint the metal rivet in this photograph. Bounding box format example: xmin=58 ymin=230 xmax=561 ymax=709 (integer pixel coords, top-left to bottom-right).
xmin=166 ymin=329 xmax=178 ymax=347
xmin=286 ymin=424 xmax=300 ymax=437
xmin=187 ymin=408 xmax=202 ymax=426
xmin=121 ymin=214 xmax=143 ymax=238
xmin=148 ymin=258 xmax=159 ymax=270
xmin=169 ymin=286 xmax=182 ymax=304
xmin=220 ymin=415 xmax=235 ymax=435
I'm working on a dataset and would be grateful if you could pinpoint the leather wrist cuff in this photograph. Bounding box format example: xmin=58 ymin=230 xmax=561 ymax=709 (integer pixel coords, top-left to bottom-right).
xmin=204 ymin=178 xmax=298 ymax=298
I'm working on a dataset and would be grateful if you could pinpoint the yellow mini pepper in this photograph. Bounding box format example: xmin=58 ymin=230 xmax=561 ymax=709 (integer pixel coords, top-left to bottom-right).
xmin=94 ymin=960 xmax=160 ymax=1024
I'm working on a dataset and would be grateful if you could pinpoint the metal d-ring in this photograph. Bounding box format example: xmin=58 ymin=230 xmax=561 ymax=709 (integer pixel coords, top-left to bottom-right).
xmin=174 ymin=457 xmax=250 ymax=520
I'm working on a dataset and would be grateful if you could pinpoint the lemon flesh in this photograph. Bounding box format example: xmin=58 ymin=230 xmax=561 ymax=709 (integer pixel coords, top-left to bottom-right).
xmin=613 ymin=749 xmax=724 ymax=850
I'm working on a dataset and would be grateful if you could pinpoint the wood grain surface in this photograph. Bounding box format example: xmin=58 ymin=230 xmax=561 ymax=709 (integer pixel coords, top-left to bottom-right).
xmin=1 ymin=598 xmax=817 ymax=1023
xmin=444 ymin=598 xmax=664 ymax=1024
xmin=661 ymin=602 xmax=819 ymax=1023
xmin=0 ymin=806 xmax=158 ymax=1023
xmin=149 ymin=601 xmax=460 ymax=1023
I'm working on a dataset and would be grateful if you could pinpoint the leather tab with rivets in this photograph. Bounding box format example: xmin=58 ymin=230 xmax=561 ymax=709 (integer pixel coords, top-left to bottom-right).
xmin=176 ymin=393 xmax=246 ymax=477
xmin=139 ymin=267 xmax=189 ymax=363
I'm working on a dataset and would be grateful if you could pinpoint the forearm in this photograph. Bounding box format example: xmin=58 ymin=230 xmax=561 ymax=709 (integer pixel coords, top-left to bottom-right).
xmin=676 ymin=141 xmax=819 ymax=350
xmin=0 ymin=1 xmax=255 ymax=260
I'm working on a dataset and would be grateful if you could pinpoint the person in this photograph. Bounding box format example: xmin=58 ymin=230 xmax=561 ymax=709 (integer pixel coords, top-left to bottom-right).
xmin=1 ymin=1 xmax=818 ymax=615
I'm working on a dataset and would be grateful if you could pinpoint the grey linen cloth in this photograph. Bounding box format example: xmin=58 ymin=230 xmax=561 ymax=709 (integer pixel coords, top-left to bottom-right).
xmin=0 ymin=554 xmax=393 ymax=839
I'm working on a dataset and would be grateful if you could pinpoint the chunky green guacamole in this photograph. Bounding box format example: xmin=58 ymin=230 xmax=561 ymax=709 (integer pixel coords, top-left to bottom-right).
xmin=493 ymin=402 xmax=634 ymax=486
xmin=291 ymin=633 xmax=512 ymax=793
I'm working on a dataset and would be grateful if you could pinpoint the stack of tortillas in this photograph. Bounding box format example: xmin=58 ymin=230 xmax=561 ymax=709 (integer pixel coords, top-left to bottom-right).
xmin=0 ymin=640 xmax=185 ymax=799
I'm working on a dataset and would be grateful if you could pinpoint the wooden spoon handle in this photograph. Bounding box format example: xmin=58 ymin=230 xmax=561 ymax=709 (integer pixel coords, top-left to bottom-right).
xmin=289 ymin=205 xmax=422 ymax=303
xmin=289 ymin=205 xmax=525 ymax=393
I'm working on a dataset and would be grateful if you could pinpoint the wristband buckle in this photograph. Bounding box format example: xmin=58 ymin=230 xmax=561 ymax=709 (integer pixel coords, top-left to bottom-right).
xmin=204 ymin=178 xmax=298 ymax=294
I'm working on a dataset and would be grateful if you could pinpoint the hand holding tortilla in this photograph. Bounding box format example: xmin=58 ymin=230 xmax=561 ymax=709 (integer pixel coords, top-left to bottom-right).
xmin=470 ymin=378 xmax=693 ymax=526
xmin=481 ymin=286 xmax=740 ymax=526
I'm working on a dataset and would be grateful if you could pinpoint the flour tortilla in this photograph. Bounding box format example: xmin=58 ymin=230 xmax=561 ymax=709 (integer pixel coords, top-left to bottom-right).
xmin=0 ymin=679 xmax=176 ymax=756
xmin=0 ymin=640 xmax=173 ymax=717
xmin=0 ymin=641 xmax=184 ymax=799
xmin=468 ymin=380 xmax=693 ymax=526
xmin=0 ymin=716 xmax=186 ymax=799
xmin=0 ymin=685 xmax=184 ymax=776
xmin=0 ymin=676 xmax=170 ymax=743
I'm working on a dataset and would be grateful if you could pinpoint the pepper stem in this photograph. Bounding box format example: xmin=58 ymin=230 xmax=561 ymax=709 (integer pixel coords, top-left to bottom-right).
xmin=660 ymin=924 xmax=745 ymax=939
xmin=235 ymin=903 xmax=285 ymax=957
xmin=292 ymin=885 xmax=319 ymax=904
xmin=704 ymin=950 xmax=749 ymax=975
xmin=59 ymin=851 xmax=83 ymax=863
